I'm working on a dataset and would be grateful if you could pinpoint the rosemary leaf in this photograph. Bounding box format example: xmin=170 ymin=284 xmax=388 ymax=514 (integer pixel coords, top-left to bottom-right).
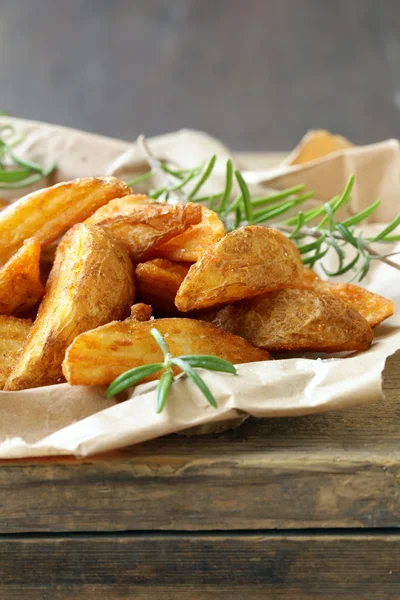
xmin=321 ymin=251 xmax=360 ymax=277
xmin=235 ymin=170 xmax=253 ymax=224
xmin=218 ymin=159 xmax=233 ymax=213
xmin=251 ymin=184 xmax=306 ymax=208
xmin=341 ymin=199 xmax=381 ymax=227
xmin=369 ymin=213 xmax=400 ymax=242
xmin=156 ymin=369 xmax=174 ymax=413
xmin=106 ymin=363 xmax=164 ymax=398
xmin=150 ymin=327 xmax=169 ymax=359
xmin=179 ymin=355 xmax=237 ymax=374
xmin=170 ymin=357 xmax=218 ymax=408
xmin=297 ymin=234 xmax=326 ymax=255
xmin=126 ymin=171 xmax=153 ymax=187
xmin=188 ymin=154 xmax=216 ymax=199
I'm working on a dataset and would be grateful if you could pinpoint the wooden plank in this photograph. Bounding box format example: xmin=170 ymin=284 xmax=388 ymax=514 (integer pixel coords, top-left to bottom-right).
xmin=0 ymin=533 xmax=399 ymax=599
xmin=0 ymin=351 xmax=399 ymax=533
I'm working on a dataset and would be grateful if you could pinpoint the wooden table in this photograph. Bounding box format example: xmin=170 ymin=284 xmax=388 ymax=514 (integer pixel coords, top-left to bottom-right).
xmin=0 ymin=350 xmax=399 ymax=599
xmin=1 ymin=153 xmax=400 ymax=599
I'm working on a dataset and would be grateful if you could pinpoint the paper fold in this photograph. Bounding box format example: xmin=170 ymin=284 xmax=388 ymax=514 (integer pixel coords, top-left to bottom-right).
xmin=0 ymin=117 xmax=398 ymax=458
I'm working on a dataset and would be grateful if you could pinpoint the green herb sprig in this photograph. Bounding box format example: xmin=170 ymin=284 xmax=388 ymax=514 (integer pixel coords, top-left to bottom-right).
xmin=133 ymin=136 xmax=400 ymax=282
xmin=0 ymin=121 xmax=55 ymax=190
xmin=106 ymin=327 xmax=237 ymax=412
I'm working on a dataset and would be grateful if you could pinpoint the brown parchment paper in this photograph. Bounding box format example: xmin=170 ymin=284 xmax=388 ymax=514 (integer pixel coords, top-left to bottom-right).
xmin=0 ymin=117 xmax=399 ymax=459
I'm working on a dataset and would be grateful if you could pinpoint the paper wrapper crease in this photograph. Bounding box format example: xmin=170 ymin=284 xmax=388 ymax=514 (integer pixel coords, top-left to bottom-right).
xmin=0 ymin=117 xmax=399 ymax=458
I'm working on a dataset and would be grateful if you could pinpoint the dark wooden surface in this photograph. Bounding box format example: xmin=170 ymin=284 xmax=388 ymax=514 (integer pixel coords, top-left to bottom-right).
xmin=0 ymin=350 xmax=399 ymax=538
xmin=1 ymin=0 xmax=400 ymax=150
xmin=1 ymin=533 xmax=399 ymax=599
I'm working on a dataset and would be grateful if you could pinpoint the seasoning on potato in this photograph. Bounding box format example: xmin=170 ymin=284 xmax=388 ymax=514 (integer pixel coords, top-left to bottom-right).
xmin=62 ymin=316 xmax=272 ymax=386
xmin=0 ymin=316 xmax=32 ymax=389
xmin=210 ymin=288 xmax=374 ymax=353
xmin=85 ymin=193 xmax=150 ymax=224
xmin=5 ymin=224 xmax=135 ymax=390
xmin=301 ymin=269 xmax=394 ymax=328
xmin=0 ymin=237 xmax=44 ymax=316
xmin=98 ymin=202 xmax=202 ymax=262
xmin=136 ymin=258 xmax=191 ymax=316
xmin=0 ymin=176 xmax=131 ymax=265
xmin=175 ymin=226 xmax=304 ymax=312
xmin=152 ymin=205 xmax=225 ymax=263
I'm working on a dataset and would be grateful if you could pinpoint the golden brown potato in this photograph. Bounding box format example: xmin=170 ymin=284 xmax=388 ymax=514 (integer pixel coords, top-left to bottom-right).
xmin=287 ymin=130 xmax=353 ymax=165
xmin=0 ymin=177 xmax=131 ymax=265
xmin=175 ymin=226 xmax=303 ymax=312
xmin=85 ymin=194 xmax=150 ymax=224
xmin=98 ymin=202 xmax=202 ymax=262
xmin=62 ymin=317 xmax=272 ymax=386
xmin=210 ymin=288 xmax=374 ymax=353
xmin=302 ymin=268 xmax=320 ymax=286
xmin=153 ymin=206 xmax=225 ymax=262
xmin=301 ymin=269 xmax=394 ymax=328
xmin=0 ymin=316 xmax=32 ymax=389
xmin=0 ymin=238 xmax=44 ymax=316
xmin=5 ymin=224 xmax=135 ymax=390
xmin=136 ymin=259 xmax=191 ymax=316
xmin=130 ymin=303 xmax=153 ymax=322
xmin=39 ymin=242 xmax=59 ymax=286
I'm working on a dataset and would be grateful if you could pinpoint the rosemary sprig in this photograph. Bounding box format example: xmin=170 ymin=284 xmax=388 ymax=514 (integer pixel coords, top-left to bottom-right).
xmin=132 ymin=137 xmax=400 ymax=282
xmin=0 ymin=121 xmax=55 ymax=190
xmin=106 ymin=327 xmax=237 ymax=412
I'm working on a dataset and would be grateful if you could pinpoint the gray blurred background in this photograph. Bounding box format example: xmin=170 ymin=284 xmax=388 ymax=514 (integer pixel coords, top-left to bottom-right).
xmin=1 ymin=0 xmax=399 ymax=150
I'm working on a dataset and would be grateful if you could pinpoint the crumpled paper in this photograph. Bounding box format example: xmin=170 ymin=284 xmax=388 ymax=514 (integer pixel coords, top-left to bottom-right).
xmin=0 ymin=117 xmax=399 ymax=458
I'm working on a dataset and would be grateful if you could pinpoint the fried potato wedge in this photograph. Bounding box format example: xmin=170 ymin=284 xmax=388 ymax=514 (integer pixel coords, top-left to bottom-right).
xmin=301 ymin=269 xmax=394 ymax=327
xmin=39 ymin=242 xmax=59 ymax=286
xmin=0 ymin=238 xmax=44 ymax=316
xmin=99 ymin=202 xmax=202 ymax=262
xmin=130 ymin=303 xmax=153 ymax=322
xmin=0 ymin=316 xmax=31 ymax=389
xmin=62 ymin=317 xmax=271 ymax=386
xmin=85 ymin=194 xmax=150 ymax=224
xmin=210 ymin=288 xmax=374 ymax=353
xmin=136 ymin=259 xmax=191 ymax=316
xmin=0 ymin=177 xmax=131 ymax=265
xmin=175 ymin=226 xmax=303 ymax=312
xmin=153 ymin=206 xmax=225 ymax=262
xmin=302 ymin=268 xmax=320 ymax=286
xmin=286 ymin=129 xmax=353 ymax=165
xmin=5 ymin=224 xmax=135 ymax=390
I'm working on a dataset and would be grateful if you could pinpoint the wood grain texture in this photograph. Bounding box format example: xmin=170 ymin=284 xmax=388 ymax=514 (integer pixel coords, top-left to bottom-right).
xmin=1 ymin=0 xmax=400 ymax=150
xmin=0 ymin=533 xmax=399 ymax=599
xmin=0 ymin=351 xmax=399 ymax=534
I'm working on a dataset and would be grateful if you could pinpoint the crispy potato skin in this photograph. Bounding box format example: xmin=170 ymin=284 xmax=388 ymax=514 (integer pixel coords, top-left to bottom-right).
xmin=5 ymin=224 xmax=135 ymax=390
xmin=301 ymin=269 xmax=394 ymax=328
xmin=0 ymin=316 xmax=31 ymax=388
xmin=0 ymin=177 xmax=131 ymax=265
xmin=211 ymin=288 xmax=374 ymax=353
xmin=175 ymin=226 xmax=303 ymax=312
xmin=152 ymin=206 xmax=225 ymax=262
xmin=62 ymin=317 xmax=271 ymax=386
xmin=136 ymin=259 xmax=191 ymax=316
xmin=39 ymin=242 xmax=58 ymax=286
xmin=98 ymin=203 xmax=202 ymax=262
xmin=130 ymin=303 xmax=153 ymax=322
xmin=85 ymin=194 xmax=150 ymax=224
xmin=0 ymin=238 xmax=44 ymax=316
xmin=98 ymin=202 xmax=202 ymax=262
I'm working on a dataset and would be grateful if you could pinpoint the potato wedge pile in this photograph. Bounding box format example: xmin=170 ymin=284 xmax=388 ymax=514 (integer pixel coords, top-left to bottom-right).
xmin=0 ymin=176 xmax=393 ymax=391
